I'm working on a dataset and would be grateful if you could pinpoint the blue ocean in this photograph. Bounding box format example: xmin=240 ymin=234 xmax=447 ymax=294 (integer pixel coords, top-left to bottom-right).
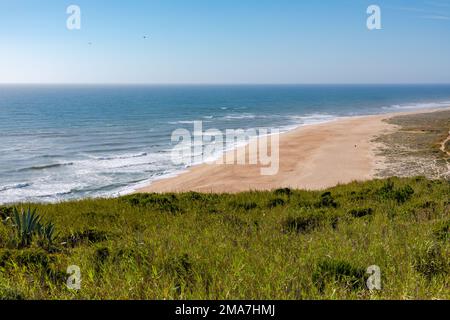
xmin=1 ymin=84 xmax=450 ymax=204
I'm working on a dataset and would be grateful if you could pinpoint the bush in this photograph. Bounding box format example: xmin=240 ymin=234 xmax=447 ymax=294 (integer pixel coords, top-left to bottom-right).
xmin=377 ymin=180 xmax=414 ymax=203
xmin=113 ymin=247 xmax=148 ymax=267
xmin=409 ymin=201 xmax=439 ymax=222
xmin=274 ymin=188 xmax=293 ymax=197
xmin=10 ymin=207 xmax=42 ymax=248
xmin=63 ymin=229 xmax=109 ymax=247
xmin=349 ymin=188 xmax=372 ymax=201
xmin=312 ymin=259 xmax=367 ymax=292
xmin=0 ymin=249 xmax=65 ymax=286
xmin=0 ymin=285 xmax=25 ymax=300
xmin=95 ymin=246 xmax=111 ymax=264
xmin=124 ymin=194 xmax=184 ymax=214
xmin=221 ymin=214 xmax=249 ymax=230
xmin=0 ymin=248 xmax=51 ymax=270
xmin=349 ymin=208 xmax=374 ymax=218
xmin=282 ymin=214 xmax=323 ymax=234
xmin=164 ymin=253 xmax=195 ymax=294
xmin=433 ymin=220 xmax=450 ymax=242
xmin=5 ymin=207 xmax=57 ymax=249
xmin=184 ymin=192 xmax=204 ymax=201
xmin=267 ymin=198 xmax=286 ymax=208
xmin=394 ymin=185 xmax=415 ymax=203
xmin=231 ymin=201 xmax=258 ymax=211
xmin=0 ymin=177 xmax=448 ymax=299
xmin=0 ymin=206 xmax=13 ymax=220
xmin=414 ymin=244 xmax=449 ymax=279
xmin=317 ymin=192 xmax=338 ymax=208
xmin=378 ymin=179 xmax=395 ymax=197
xmin=93 ymin=246 xmax=111 ymax=273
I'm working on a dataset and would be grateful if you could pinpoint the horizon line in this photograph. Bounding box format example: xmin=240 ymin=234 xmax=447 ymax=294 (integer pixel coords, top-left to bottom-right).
xmin=1 ymin=82 xmax=450 ymax=86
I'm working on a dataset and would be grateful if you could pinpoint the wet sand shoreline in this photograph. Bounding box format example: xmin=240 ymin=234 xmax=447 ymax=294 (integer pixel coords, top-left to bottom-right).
xmin=137 ymin=107 xmax=450 ymax=193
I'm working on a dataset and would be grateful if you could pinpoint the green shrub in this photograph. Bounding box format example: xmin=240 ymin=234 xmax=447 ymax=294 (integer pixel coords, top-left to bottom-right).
xmin=93 ymin=246 xmax=111 ymax=273
xmin=113 ymin=247 xmax=148 ymax=266
xmin=0 ymin=248 xmax=51 ymax=270
xmin=220 ymin=215 xmax=259 ymax=235
xmin=0 ymin=249 xmax=64 ymax=286
xmin=409 ymin=200 xmax=440 ymax=222
xmin=378 ymin=179 xmax=395 ymax=197
xmin=164 ymin=253 xmax=196 ymax=294
xmin=124 ymin=194 xmax=184 ymax=214
xmin=349 ymin=188 xmax=372 ymax=201
xmin=5 ymin=207 xmax=57 ymax=249
xmin=414 ymin=244 xmax=449 ymax=279
xmin=312 ymin=259 xmax=367 ymax=292
xmin=317 ymin=192 xmax=338 ymax=208
xmin=377 ymin=180 xmax=414 ymax=203
xmin=231 ymin=201 xmax=258 ymax=211
xmin=282 ymin=214 xmax=321 ymax=234
xmin=394 ymin=185 xmax=415 ymax=203
xmin=267 ymin=198 xmax=286 ymax=208
xmin=0 ymin=177 xmax=447 ymax=299
xmin=274 ymin=188 xmax=293 ymax=197
xmin=184 ymin=192 xmax=204 ymax=201
xmin=10 ymin=207 xmax=42 ymax=248
xmin=0 ymin=206 xmax=13 ymax=220
xmin=0 ymin=224 xmax=9 ymax=248
xmin=95 ymin=246 xmax=111 ymax=263
xmin=63 ymin=229 xmax=109 ymax=247
xmin=349 ymin=208 xmax=374 ymax=218
xmin=0 ymin=285 xmax=25 ymax=300
xmin=37 ymin=221 xmax=57 ymax=250
xmin=433 ymin=220 xmax=450 ymax=242
xmin=45 ymin=268 xmax=68 ymax=285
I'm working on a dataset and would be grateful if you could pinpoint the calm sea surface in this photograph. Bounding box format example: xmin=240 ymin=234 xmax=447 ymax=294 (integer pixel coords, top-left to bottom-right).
xmin=1 ymin=84 xmax=450 ymax=203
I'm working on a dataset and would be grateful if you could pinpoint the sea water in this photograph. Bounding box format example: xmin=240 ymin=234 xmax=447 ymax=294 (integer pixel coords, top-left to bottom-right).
xmin=1 ymin=84 xmax=449 ymax=203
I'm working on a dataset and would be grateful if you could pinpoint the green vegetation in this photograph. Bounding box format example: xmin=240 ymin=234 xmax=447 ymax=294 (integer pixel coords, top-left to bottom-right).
xmin=376 ymin=109 xmax=450 ymax=180
xmin=0 ymin=177 xmax=448 ymax=300
xmin=7 ymin=208 xmax=57 ymax=250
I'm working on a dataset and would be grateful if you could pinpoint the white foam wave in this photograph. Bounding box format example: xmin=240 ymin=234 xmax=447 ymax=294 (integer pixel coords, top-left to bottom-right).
xmin=222 ymin=113 xmax=257 ymax=120
xmin=168 ymin=120 xmax=197 ymax=124
xmin=290 ymin=113 xmax=337 ymax=125
xmin=89 ymin=152 xmax=148 ymax=161
xmin=382 ymin=101 xmax=450 ymax=111
xmin=0 ymin=183 xmax=31 ymax=192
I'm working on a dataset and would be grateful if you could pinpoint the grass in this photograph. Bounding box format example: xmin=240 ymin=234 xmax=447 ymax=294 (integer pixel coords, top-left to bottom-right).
xmin=0 ymin=177 xmax=449 ymax=300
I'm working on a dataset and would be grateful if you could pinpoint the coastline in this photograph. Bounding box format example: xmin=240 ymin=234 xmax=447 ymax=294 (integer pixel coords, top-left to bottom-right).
xmin=136 ymin=107 xmax=450 ymax=193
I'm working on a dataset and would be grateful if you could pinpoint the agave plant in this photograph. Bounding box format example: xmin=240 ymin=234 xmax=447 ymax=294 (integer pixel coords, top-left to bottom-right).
xmin=37 ymin=221 xmax=57 ymax=248
xmin=11 ymin=207 xmax=42 ymax=248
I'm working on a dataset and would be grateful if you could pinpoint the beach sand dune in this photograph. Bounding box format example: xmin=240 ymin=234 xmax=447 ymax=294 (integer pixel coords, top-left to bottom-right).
xmin=137 ymin=109 xmax=447 ymax=193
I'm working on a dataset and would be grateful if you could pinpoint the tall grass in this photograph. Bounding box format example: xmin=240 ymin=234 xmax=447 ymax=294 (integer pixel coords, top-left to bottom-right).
xmin=0 ymin=177 xmax=448 ymax=300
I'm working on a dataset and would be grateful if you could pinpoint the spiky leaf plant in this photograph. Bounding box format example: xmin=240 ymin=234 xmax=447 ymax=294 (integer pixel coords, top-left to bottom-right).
xmin=11 ymin=207 xmax=42 ymax=248
xmin=37 ymin=221 xmax=57 ymax=248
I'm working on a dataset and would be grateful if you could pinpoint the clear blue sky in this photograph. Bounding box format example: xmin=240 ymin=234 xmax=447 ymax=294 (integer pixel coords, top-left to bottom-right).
xmin=1 ymin=0 xmax=449 ymax=84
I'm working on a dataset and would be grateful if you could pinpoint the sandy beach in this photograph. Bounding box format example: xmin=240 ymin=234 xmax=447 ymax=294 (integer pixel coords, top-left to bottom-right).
xmin=137 ymin=108 xmax=449 ymax=193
